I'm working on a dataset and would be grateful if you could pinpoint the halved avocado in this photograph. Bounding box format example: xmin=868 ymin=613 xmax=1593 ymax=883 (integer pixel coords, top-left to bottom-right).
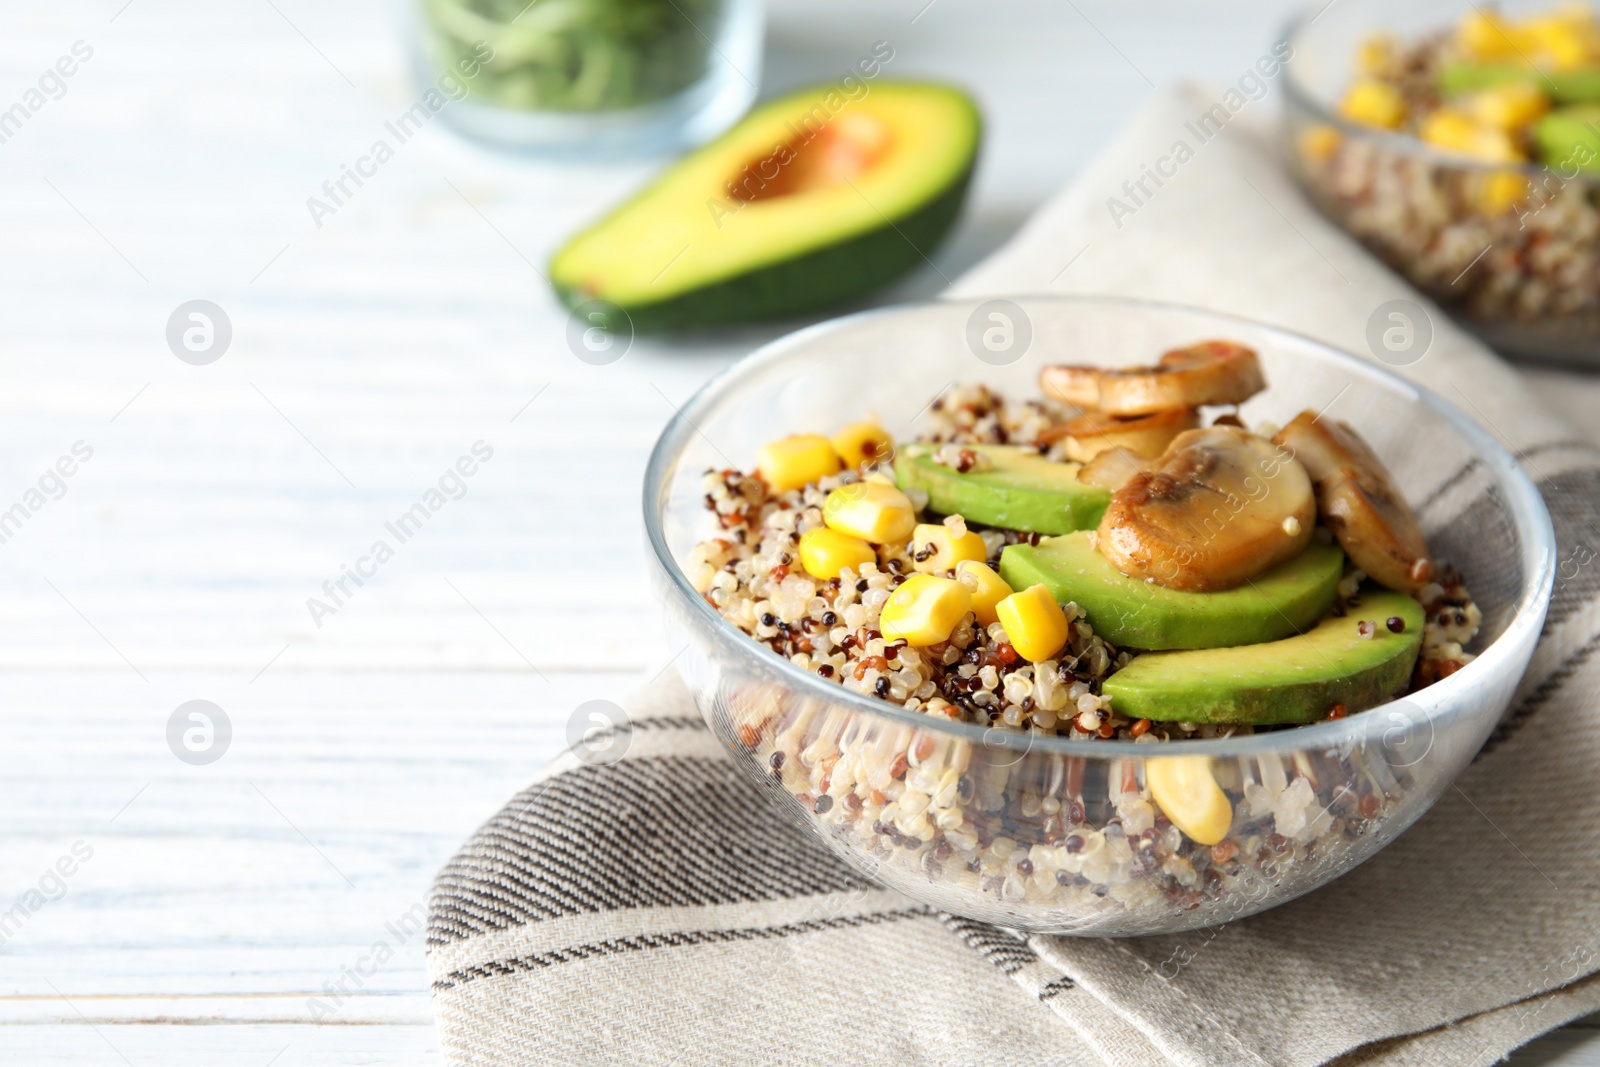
xmin=998 ymin=531 xmax=1343 ymax=651
xmin=1102 ymin=588 xmax=1424 ymax=724
xmin=550 ymin=81 xmax=980 ymax=331
xmin=893 ymin=444 xmax=1109 ymax=535
xmin=1439 ymin=60 xmax=1600 ymax=103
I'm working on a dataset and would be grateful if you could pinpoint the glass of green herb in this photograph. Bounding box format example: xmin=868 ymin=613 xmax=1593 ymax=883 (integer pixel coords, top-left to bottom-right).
xmin=415 ymin=0 xmax=763 ymax=155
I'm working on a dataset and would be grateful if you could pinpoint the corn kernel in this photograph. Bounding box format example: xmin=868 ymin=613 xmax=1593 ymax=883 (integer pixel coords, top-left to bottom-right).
xmin=1357 ymin=33 xmax=1397 ymax=76
xmin=823 ymin=480 xmax=917 ymax=544
xmin=798 ymin=527 xmax=876 ymax=580
xmin=879 ymin=574 xmax=972 ymax=646
xmin=1468 ymin=82 xmax=1549 ymax=130
xmin=1297 ymin=124 xmax=1343 ymax=164
xmin=1476 ymin=170 xmax=1529 ymax=215
xmin=1421 ymin=109 xmax=1524 ymax=162
xmin=1339 ymin=80 xmax=1406 ymax=130
xmin=1459 ymin=9 xmax=1520 ymax=59
xmin=757 ymin=434 xmax=841 ymax=492
xmin=1146 ymin=756 xmax=1233 ymax=846
xmin=955 ymin=560 xmax=1012 ymax=626
xmin=1523 ymin=13 xmax=1599 ymax=70
xmin=831 ymin=421 xmax=894 ymax=468
xmin=910 ymin=522 xmax=987 ymax=574
xmin=995 ymin=584 xmax=1069 ymax=663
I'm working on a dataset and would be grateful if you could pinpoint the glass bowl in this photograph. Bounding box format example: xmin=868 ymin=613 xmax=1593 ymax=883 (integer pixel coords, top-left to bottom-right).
xmin=1283 ymin=0 xmax=1600 ymax=366
xmin=643 ymin=295 xmax=1554 ymax=936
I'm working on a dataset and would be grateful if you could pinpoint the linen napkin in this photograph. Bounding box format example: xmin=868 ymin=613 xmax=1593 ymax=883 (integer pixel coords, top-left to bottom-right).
xmin=426 ymin=85 xmax=1600 ymax=1067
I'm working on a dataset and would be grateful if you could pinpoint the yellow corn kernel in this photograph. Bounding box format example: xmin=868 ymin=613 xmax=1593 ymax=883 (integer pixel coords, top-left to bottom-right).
xmin=1146 ymin=756 xmax=1233 ymax=847
xmin=955 ymin=560 xmax=1012 ymax=627
xmin=822 ymin=480 xmax=917 ymax=544
xmin=1297 ymin=124 xmax=1343 ymax=164
xmin=879 ymin=574 xmax=972 ymax=647
xmin=1523 ymin=13 xmax=1599 ymax=70
xmin=1459 ymin=9 xmax=1519 ymax=59
xmin=1468 ymin=82 xmax=1549 ymax=130
xmin=1476 ymin=170 xmax=1530 ymax=215
xmin=910 ymin=522 xmax=987 ymax=574
xmin=757 ymin=434 xmax=841 ymax=493
xmin=1338 ymin=80 xmax=1406 ymax=130
xmin=798 ymin=527 xmax=875 ymax=580
xmin=995 ymin=584 xmax=1069 ymax=663
xmin=1420 ymin=109 xmax=1525 ymax=162
xmin=1357 ymin=33 xmax=1392 ymax=76
xmin=831 ymin=421 xmax=894 ymax=468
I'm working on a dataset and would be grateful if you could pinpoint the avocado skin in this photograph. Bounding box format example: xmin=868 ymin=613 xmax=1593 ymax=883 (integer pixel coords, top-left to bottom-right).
xmin=894 ymin=444 xmax=1110 ymax=536
xmin=1438 ymin=61 xmax=1600 ymax=103
xmin=999 ymin=533 xmax=1344 ymax=651
xmin=1533 ymin=105 xmax=1600 ymax=172
xmin=553 ymin=163 xmax=976 ymax=333
xmin=1102 ymin=589 xmax=1425 ymax=725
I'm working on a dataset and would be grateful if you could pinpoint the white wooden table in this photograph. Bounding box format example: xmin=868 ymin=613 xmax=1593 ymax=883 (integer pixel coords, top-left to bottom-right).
xmin=0 ymin=1 xmax=1594 ymax=1063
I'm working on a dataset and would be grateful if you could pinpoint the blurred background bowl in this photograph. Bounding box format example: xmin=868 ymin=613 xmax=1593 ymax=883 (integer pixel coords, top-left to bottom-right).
xmin=1284 ymin=0 xmax=1600 ymax=367
xmin=645 ymin=295 xmax=1554 ymax=935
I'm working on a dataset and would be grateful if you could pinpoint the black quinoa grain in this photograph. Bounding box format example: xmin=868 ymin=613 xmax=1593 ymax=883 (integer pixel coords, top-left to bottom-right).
xmin=1016 ymin=858 xmax=1034 ymax=877
xmin=1386 ymin=616 xmax=1405 ymax=633
xmin=1064 ymin=833 xmax=1084 ymax=853
xmin=760 ymin=612 xmax=776 ymax=627
xmin=813 ymin=794 xmax=833 ymax=814
xmin=769 ymin=751 xmax=785 ymax=769
xmin=821 ymin=611 xmax=837 ymax=626
xmin=874 ymin=677 xmax=890 ymax=697
xmin=856 ymin=579 xmax=869 ymax=592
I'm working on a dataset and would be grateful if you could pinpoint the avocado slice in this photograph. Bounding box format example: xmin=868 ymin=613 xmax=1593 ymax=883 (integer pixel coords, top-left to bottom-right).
xmin=998 ymin=532 xmax=1343 ymax=651
xmin=550 ymin=81 xmax=980 ymax=331
xmin=1438 ymin=61 xmax=1600 ymax=103
xmin=1532 ymin=105 xmax=1600 ymax=172
xmin=894 ymin=444 xmax=1109 ymax=535
xmin=1102 ymin=588 xmax=1424 ymax=724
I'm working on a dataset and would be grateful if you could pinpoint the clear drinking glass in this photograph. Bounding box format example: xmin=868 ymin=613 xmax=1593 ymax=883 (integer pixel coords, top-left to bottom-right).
xmin=644 ymin=296 xmax=1554 ymax=935
xmin=414 ymin=0 xmax=762 ymax=156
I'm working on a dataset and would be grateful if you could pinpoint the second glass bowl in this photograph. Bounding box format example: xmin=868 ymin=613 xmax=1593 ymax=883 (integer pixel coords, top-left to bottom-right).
xmin=1284 ymin=0 xmax=1600 ymax=365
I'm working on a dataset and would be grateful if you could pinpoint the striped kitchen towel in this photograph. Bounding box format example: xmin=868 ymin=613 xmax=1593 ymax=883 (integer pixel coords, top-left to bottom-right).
xmin=427 ymin=86 xmax=1600 ymax=1067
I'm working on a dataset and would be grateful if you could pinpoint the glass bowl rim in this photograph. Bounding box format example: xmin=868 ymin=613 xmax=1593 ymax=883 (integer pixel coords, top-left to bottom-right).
xmin=1279 ymin=4 xmax=1596 ymax=181
xmin=642 ymin=292 xmax=1556 ymax=759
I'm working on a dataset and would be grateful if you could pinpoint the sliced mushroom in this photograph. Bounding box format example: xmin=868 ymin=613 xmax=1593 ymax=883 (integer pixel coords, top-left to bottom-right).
xmin=1040 ymin=341 xmax=1266 ymax=417
xmin=1097 ymin=426 xmax=1316 ymax=592
xmin=1272 ymin=411 xmax=1434 ymax=592
xmin=1077 ymin=447 xmax=1151 ymax=493
xmin=1039 ymin=407 xmax=1199 ymax=463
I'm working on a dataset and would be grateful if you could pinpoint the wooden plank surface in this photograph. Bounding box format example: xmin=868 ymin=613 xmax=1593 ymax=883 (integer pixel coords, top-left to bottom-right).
xmin=0 ymin=0 xmax=1595 ymax=1063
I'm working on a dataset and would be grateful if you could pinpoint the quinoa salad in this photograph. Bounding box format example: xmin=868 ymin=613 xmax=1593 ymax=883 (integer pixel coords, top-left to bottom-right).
xmin=1291 ymin=4 xmax=1600 ymax=345
xmin=685 ymin=341 xmax=1481 ymax=921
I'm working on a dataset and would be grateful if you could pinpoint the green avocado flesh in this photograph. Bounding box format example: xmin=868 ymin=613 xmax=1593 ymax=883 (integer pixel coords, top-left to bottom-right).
xmin=1439 ymin=61 xmax=1600 ymax=103
xmin=1102 ymin=589 xmax=1425 ymax=724
xmin=894 ymin=444 xmax=1110 ymax=535
xmin=1533 ymin=105 xmax=1600 ymax=172
xmin=549 ymin=81 xmax=981 ymax=331
xmin=998 ymin=532 xmax=1344 ymax=651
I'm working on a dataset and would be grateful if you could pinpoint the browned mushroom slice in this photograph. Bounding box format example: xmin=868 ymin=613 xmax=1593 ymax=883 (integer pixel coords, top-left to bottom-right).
xmin=1040 ymin=341 xmax=1266 ymax=417
xmin=1272 ymin=412 xmax=1434 ymax=593
xmin=1097 ymin=426 xmax=1316 ymax=592
xmin=1076 ymin=447 xmax=1151 ymax=492
xmin=1040 ymin=407 xmax=1199 ymax=463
